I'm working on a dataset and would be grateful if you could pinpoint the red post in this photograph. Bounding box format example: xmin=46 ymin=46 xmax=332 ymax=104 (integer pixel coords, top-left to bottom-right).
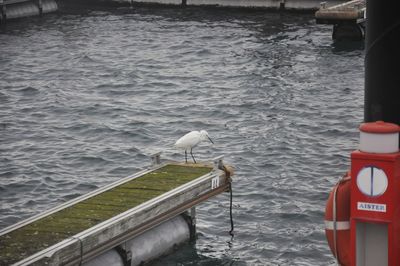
xmin=350 ymin=121 xmax=400 ymax=265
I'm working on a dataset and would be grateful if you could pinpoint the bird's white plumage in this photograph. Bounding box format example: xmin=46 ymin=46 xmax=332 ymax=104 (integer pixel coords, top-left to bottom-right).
xmin=175 ymin=130 xmax=212 ymax=149
xmin=175 ymin=131 xmax=202 ymax=149
xmin=175 ymin=130 xmax=213 ymax=163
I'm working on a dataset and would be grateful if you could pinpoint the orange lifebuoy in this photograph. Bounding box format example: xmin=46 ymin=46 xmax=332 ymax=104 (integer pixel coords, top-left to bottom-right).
xmin=325 ymin=172 xmax=351 ymax=266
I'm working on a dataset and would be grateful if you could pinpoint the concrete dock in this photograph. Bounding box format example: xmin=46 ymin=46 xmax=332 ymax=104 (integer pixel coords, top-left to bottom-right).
xmin=1 ymin=0 xmax=347 ymax=23
xmin=126 ymin=0 xmax=345 ymax=10
xmin=0 ymin=155 xmax=232 ymax=265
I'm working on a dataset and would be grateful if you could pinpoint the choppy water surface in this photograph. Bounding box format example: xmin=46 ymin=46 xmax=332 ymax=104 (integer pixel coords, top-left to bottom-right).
xmin=0 ymin=4 xmax=364 ymax=265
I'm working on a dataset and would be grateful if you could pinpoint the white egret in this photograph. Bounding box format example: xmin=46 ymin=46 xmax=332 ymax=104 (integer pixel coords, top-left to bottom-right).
xmin=175 ymin=130 xmax=214 ymax=163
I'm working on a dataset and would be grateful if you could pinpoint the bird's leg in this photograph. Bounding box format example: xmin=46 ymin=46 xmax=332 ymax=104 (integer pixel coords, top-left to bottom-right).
xmin=190 ymin=148 xmax=196 ymax=164
xmin=185 ymin=150 xmax=188 ymax=163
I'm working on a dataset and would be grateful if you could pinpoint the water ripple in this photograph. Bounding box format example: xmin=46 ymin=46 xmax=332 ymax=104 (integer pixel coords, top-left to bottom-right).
xmin=0 ymin=5 xmax=364 ymax=265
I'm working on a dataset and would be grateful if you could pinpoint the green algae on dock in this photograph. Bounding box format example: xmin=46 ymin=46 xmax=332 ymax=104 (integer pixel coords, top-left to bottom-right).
xmin=0 ymin=164 xmax=213 ymax=265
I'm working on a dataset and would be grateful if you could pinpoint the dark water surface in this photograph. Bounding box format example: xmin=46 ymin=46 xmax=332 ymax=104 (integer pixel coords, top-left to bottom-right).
xmin=0 ymin=4 xmax=364 ymax=265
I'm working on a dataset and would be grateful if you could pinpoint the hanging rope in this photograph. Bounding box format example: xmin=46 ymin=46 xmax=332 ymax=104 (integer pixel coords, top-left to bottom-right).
xmin=221 ymin=164 xmax=234 ymax=236
xmin=228 ymin=181 xmax=234 ymax=236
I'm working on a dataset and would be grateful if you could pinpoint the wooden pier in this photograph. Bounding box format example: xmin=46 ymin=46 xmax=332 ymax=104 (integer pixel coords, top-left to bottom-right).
xmin=0 ymin=155 xmax=232 ymax=266
xmin=315 ymin=0 xmax=366 ymax=40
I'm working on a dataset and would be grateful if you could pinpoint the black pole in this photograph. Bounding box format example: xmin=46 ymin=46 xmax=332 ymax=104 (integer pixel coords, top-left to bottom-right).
xmin=364 ymin=1 xmax=400 ymax=126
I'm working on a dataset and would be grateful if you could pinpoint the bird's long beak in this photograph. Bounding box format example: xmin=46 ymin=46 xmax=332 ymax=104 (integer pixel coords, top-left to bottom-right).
xmin=208 ymin=136 xmax=214 ymax=144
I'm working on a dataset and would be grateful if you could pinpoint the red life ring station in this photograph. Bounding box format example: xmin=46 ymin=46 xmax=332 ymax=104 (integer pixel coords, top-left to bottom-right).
xmin=325 ymin=121 xmax=400 ymax=266
xmin=350 ymin=121 xmax=400 ymax=266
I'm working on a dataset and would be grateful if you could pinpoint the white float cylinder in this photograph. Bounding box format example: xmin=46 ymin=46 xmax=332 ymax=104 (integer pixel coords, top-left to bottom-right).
xmin=5 ymin=0 xmax=57 ymax=20
xmin=84 ymin=215 xmax=191 ymax=266
xmin=359 ymin=121 xmax=400 ymax=154
xmin=127 ymin=215 xmax=190 ymax=265
xmin=84 ymin=249 xmax=124 ymax=266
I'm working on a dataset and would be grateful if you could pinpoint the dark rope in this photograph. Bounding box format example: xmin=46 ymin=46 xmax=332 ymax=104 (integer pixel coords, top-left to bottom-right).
xmin=228 ymin=181 xmax=234 ymax=236
xmin=221 ymin=164 xmax=234 ymax=236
